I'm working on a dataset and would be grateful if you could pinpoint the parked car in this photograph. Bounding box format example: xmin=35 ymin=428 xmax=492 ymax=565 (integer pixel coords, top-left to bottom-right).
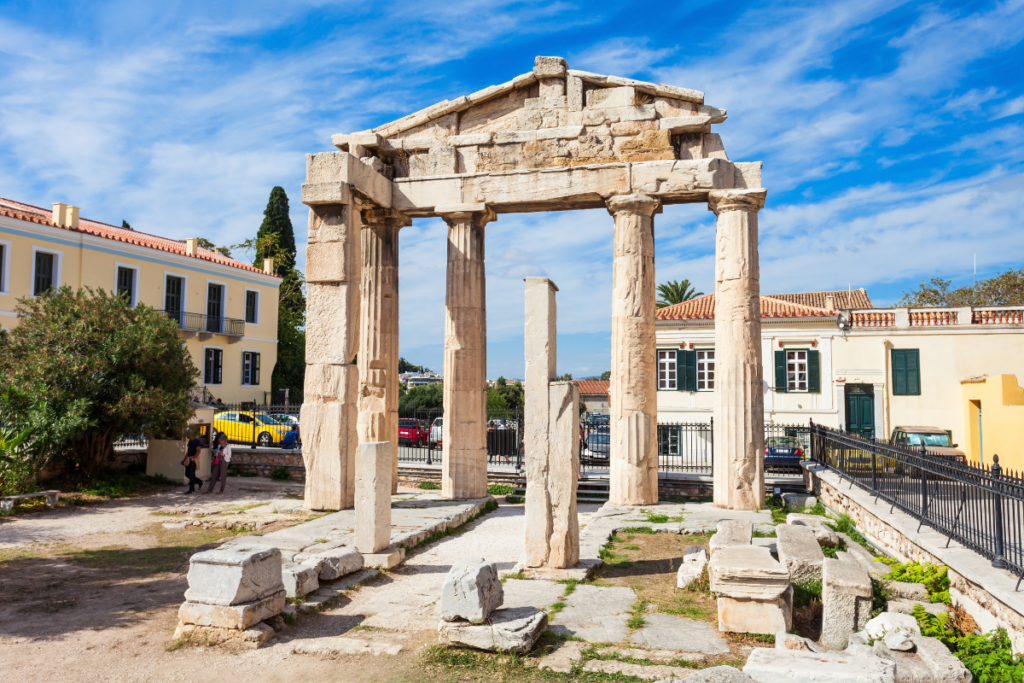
xmin=764 ymin=437 xmax=804 ymax=472
xmin=271 ymin=413 xmax=300 ymax=428
xmin=582 ymin=432 xmax=610 ymax=462
xmin=399 ymin=418 xmax=429 ymax=446
xmin=430 ymin=417 xmax=443 ymax=446
xmin=890 ymin=426 xmax=966 ymax=463
xmin=214 ymin=411 xmax=291 ymax=447
xmin=590 ymin=414 xmax=610 ymax=427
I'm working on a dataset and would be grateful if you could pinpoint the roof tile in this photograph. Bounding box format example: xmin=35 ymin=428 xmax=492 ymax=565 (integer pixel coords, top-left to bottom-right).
xmin=656 ymin=293 xmax=840 ymax=320
xmin=574 ymin=379 xmax=610 ymax=396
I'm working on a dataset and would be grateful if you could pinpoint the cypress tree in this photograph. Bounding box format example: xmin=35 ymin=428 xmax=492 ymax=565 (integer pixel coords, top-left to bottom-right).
xmin=255 ymin=186 xmax=296 ymax=275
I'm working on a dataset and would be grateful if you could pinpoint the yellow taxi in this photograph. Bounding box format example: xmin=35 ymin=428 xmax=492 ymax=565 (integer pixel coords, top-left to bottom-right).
xmin=214 ymin=411 xmax=291 ymax=447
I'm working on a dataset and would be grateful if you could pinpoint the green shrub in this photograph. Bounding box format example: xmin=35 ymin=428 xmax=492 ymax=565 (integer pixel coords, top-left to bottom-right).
xmin=270 ymin=467 xmax=291 ymax=481
xmin=879 ymin=557 xmax=949 ymax=604
xmin=504 ymin=495 xmax=524 ymax=504
xmin=487 ymin=483 xmax=514 ymax=496
xmin=792 ymin=580 xmax=822 ymax=608
xmin=418 ymin=481 xmax=441 ymax=490
xmin=912 ymin=606 xmax=1024 ymax=681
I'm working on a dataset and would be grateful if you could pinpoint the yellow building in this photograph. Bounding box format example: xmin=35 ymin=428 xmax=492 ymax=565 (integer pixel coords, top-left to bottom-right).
xmin=655 ymin=289 xmax=1024 ymax=467
xmin=962 ymin=375 xmax=1024 ymax=470
xmin=0 ymin=197 xmax=281 ymax=403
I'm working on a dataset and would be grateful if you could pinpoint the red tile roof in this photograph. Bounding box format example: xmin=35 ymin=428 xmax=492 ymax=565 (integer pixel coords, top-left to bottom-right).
xmin=768 ymin=289 xmax=872 ymax=310
xmin=575 ymin=379 xmax=610 ymax=396
xmin=656 ymin=293 xmax=840 ymax=320
xmin=0 ymin=197 xmax=279 ymax=277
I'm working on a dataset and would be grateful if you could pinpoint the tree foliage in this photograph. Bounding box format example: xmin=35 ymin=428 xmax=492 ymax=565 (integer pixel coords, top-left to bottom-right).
xmin=0 ymin=287 xmax=199 ymax=478
xmin=400 ymin=383 xmax=443 ymax=411
xmin=254 ymin=186 xmax=296 ymax=275
xmin=399 ymin=357 xmax=428 ymax=373
xmin=196 ymin=237 xmax=232 ymax=258
xmin=897 ymin=269 xmax=1024 ymax=307
xmin=656 ymin=279 xmax=703 ymax=308
xmin=600 ymin=370 xmax=611 ymax=381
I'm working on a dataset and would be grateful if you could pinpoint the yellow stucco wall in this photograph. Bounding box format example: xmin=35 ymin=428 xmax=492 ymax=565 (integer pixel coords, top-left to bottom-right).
xmin=0 ymin=215 xmax=281 ymax=403
xmin=962 ymin=375 xmax=1024 ymax=470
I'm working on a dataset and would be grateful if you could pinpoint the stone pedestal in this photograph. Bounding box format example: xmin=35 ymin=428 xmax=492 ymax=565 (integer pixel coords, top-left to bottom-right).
xmin=439 ymin=204 xmax=495 ymax=500
xmin=355 ymin=441 xmax=392 ymax=554
xmin=776 ymin=524 xmax=824 ymax=584
xmin=709 ymin=189 xmax=768 ymax=511
xmin=523 ymin=278 xmax=580 ymax=569
xmin=301 ymin=157 xmax=363 ymax=511
xmin=709 ymin=545 xmax=792 ymax=635
xmin=179 ymin=544 xmax=285 ymax=631
xmin=358 ymin=209 xmax=408 ymax=494
xmin=606 ymin=194 xmax=660 ymax=506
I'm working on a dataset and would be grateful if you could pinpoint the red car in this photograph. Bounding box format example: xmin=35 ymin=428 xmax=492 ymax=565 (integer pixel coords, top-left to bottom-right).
xmin=398 ymin=418 xmax=429 ymax=447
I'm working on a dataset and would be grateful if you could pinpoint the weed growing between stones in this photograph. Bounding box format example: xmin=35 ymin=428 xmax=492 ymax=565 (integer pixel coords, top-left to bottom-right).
xmin=417 ymin=481 xmax=441 ymax=490
xmin=558 ymin=578 xmax=581 ymax=596
xmin=502 ymin=571 xmax=529 ymax=583
xmin=487 ymin=483 xmax=515 ymax=496
xmin=911 ymin=605 xmax=1024 ymax=681
xmin=792 ymin=580 xmax=822 ymax=607
xmin=752 ymin=529 xmax=777 ymax=538
xmin=270 ymin=467 xmax=291 ymax=481
xmin=548 ymin=601 xmax=567 ymax=617
xmin=619 ymin=526 xmax=657 ymax=535
xmin=626 ymin=598 xmax=649 ymax=629
xmin=819 ymin=537 xmax=849 ymax=559
xmin=878 ymin=557 xmax=950 ymax=604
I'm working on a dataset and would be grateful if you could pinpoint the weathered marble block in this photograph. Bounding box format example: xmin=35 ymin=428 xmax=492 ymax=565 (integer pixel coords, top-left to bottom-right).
xmin=178 ymin=590 xmax=285 ymax=630
xmin=308 ymin=547 xmax=364 ymax=580
xmin=709 ymin=520 xmax=752 ymax=557
xmin=776 ymin=523 xmax=824 ymax=584
xmin=440 ymin=557 xmax=504 ymax=624
xmin=787 ymin=512 xmax=840 ymax=546
xmin=676 ymin=547 xmax=708 ymax=589
xmin=709 ymin=545 xmax=792 ymax=635
xmin=282 ymin=562 xmax=320 ymax=598
xmin=743 ymin=647 xmax=896 ymax=682
xmin=438 ymin=607 xmax=547 ymax=653
xmin=821 ymin=554 xmax=873 ymax=650
xmin=183 ymin=544 xmax=284 ymax=607
xmin=355 ymin=441 xmax=392 ymax=554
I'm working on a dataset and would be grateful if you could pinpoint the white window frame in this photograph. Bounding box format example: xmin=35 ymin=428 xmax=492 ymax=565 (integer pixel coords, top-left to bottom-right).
xmin=241 ymin=349 xmax=261 ymax=386
xmin=243 ymin=288 xmax=260 ymax=325
xmin=205 ymin=279 xmax=228 ymax=317
xmin=31 ymin=246 xmax=62 ymax=297
xmin=787 ymin=349 xmax=809 ymax=392
xmin=697 ymin=349 xmax=715 ymax=391
xmin=657 ymin=349 xmax=677 ymax=390
xmin=0 ymin=239 xmax=11 ymax=295
xmin=203 ymin=345 xmax=224 ymax=386
xmin=114 ymin=262 xmax=140 ymax=307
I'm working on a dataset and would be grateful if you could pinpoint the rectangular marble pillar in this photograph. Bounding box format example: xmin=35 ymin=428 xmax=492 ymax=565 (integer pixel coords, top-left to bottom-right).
xmin=709 ymin=189 xmax=768 ymax=511
xmin=357 ymin=210 xmax=405 ymax=494
xmin=301 ymin=160 xmax=361 ymax=511
xmin=355 ymin=441 xmax=392 ymax=554
xmin=606 ymin=195 xmax=660 ymax=506
xmin=439 ymin=204 xmax=494 ymax=500
xmin=523 ymin=278 xmax=579 ymax=569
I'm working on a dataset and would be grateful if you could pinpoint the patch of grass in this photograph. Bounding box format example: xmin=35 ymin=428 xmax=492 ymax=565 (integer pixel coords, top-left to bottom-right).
xmin=559 ymin=578 xmax=581 ymax=597
xmin=820 ymin=536 xmax=849 ymax=559
xmin=872 ymin=577 xmax=893 ymax=617
xmin=745 ymin=633 xmax=776 ymax=645
xmin=505 ymin=495 xmax=524 ymax=504
xmin=622 ymin=545 xmax=639 ymax=550
xmin=281 ymin=612 xmax=296 ymax=626
xmin=683 ymin=565 xmax=710 ymax=594
xmin=826 ymin=512 xmax=873 ymax=551
xmin=501 ymin=571 xmax=528 ymax=583
xmin=626 ymin=598 xmax=649 ymax=630
xmin=417 ymin=481 xmax=442 ymax=490
xmin=620 ymin=526 xmax=657 ymax=535
xmin=792 ymin=579 xmax=822 ymax=608
xmin=62 ymin=524 xmax=243 ymax=575
xmin=313 ymin=538 xmax=329 ymax=544
xmin=73 ymin=471 xmax=177 ymax=499
xmin=765 ymin=496 xmax=789 ymax=525
xmin=487 ymin=483 xmax=514 ymax=496
xmin=662 ymin=602 xmax=711 ymax=620
xmin=548 ymin=601 xmax=567 ymax=617
xmin=752 ymin=529 xmax=777 ymax=538
xmin=270 ymin=467 xmax=291 ymax=481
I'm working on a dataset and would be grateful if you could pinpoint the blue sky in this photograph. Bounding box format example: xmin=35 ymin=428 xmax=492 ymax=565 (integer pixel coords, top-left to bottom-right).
xmin=2 ymin=1 xmax=1023 ymax=379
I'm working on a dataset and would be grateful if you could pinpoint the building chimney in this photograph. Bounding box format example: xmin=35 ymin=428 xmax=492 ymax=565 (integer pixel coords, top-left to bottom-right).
xmin=263 ymin=257 xmax=274 ymax=274
xmin=825 ymin=295 xmax=835 ymax=311
xmin=67 ymin=206 xmax=80 ymax=228
xmin=52 ymin=203 xmax=68 ymax=226
xmin=186 ymin=238 xmax=199 ymax=257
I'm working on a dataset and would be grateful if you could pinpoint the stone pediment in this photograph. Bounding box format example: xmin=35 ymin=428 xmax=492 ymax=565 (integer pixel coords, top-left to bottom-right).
xmin=332 ymin=56 xmax=730 ymax=182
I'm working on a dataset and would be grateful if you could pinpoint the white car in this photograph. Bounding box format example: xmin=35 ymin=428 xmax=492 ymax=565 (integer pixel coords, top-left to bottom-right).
xmin=430 ymin=417 xmax=443 ymax=445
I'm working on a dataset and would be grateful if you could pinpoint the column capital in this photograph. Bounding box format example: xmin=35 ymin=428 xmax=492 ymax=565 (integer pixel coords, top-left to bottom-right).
xmin=708 ymin=189 xmax=768 ymax=215
xmin=361 ymin=207 xmax=411 ymax=229
xmin=605 ymin=194 xmax=661 ymax=218
xmin=435 ymin=202 xmax=496 ymax=228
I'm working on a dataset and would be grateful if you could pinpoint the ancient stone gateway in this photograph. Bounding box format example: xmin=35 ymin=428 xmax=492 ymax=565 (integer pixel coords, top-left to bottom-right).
xmin=301 ymin=56 xmax=767 ymax=511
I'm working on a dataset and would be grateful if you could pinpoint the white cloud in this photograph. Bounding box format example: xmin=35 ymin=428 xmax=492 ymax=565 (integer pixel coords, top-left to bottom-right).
xmin=569 ymin=37 xmax=676 ymax=77
xmin=993 ymin=95 xmax=1024 ymax=120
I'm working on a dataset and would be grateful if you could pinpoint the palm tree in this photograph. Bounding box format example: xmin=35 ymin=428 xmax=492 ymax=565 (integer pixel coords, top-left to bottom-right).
xmin=656 ymin=279 xmax=703 ymax=308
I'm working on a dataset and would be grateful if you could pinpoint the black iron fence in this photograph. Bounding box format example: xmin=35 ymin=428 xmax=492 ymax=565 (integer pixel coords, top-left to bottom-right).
xmin=809 ymin=421 xmax=1024 ymax=578
xmin=204 ymin=402 xmax=302 ymax=449
xmin=395 ymin=408 xmax=523 ymax=467
xmin=156 ymin=310 xmax=245 ymax=337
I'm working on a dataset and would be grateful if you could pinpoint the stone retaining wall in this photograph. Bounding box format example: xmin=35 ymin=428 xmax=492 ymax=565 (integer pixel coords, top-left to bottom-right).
xmin=230 ymin=451 xmax=306 ymax=482
xmin=803 ymin=461 xmax=1024 ymax=653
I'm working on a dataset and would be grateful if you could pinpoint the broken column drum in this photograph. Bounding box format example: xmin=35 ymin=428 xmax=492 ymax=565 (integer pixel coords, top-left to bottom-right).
xmin=303 ymin=56 xmax=767 ymax=507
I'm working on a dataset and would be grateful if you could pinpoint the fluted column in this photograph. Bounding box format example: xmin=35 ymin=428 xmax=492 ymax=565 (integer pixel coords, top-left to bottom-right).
xmin=709 ymin=189 xmax=768 ymax=511
xmin=438 ymin=203 xmax=495 ymax=500
xmin=358 ymin=208 xmax=408 ymax=494
xmin=606 ymin=194 xmax=660 ymax=506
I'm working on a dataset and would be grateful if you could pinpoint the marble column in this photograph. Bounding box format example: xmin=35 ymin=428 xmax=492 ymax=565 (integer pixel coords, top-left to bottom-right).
xmin=357 ymin=208 xmax=408 ymax=495
xmin=300 ymin=162 xmax=362 ymax=511
xmin=523 ymin=277 xmax=579 ymax=569
xmin=606 ymin=194 xmax=660 ymax=506
xmin=709 ymin=189 xmax=768 ymax=511
xmin=438 ymin=203 xmax=495 ymax=500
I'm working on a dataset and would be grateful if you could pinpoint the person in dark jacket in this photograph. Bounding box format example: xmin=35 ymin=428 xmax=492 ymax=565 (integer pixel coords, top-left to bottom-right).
xmin=181 ymin=434 xmax=205 ymax=493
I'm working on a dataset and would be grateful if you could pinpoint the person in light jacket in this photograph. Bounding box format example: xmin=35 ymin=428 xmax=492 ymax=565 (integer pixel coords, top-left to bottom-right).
xmin=204 ymin=432 xmax=232 ymax=495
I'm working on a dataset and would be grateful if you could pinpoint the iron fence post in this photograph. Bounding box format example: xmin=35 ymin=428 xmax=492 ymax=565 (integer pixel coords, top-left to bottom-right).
xmin=919 ymin=443 xmax=928 ymax=522
xmin=993 ymin=454 xmax=1007 ymax=569
xmin=871 ymin=450 xmax=877 ymax=493
xmin=710 ymin=416 xmax=714 ymax=477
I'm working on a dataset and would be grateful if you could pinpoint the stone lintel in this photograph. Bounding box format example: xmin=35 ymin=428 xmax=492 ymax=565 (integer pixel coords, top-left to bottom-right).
xmin=305 ymin=151 xmax=392 ymax=209
xmin=708 ymin=188 xmax=768 ymax=215
xmin=659 ymin=115 xmax=713 ymax=133
xmin=302 ymin=182 xmax=351 ymax=206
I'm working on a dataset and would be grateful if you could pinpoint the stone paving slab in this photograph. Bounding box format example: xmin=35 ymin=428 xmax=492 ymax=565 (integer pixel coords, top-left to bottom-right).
xmin=581 ymin=659 xmax=695 ymax=680
xmin=548 ymin=584 xmax=636 ymax=642
xmin=627 ymin=612 xmax=730 ymax=654
xmin=501 ymin=578 xmax=565 ymax=610
xmin=288 ymin=634 xmax=408 ymax=656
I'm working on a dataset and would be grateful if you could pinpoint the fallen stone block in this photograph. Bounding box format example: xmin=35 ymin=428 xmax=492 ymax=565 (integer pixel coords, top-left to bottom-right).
xmin=683 ymin=666 xmax=758 ymax=682
xmin=883 ymin=630 xmax=914 ymax=651
xmin=743 ymin=647 xmax=896 ymax=682
xmin=911 ymin=634 xmax=971 ymax=682
xmin=282 ymin=563 xmax=320 ymax=598
xmin=776 ymin=523 xmax=824 ymax=583
xmin=437 ymin=606 xmax=547 ymax=653
xmin=782 ymin=493 xmax=817 ymax=511
xmin=787 ymin=513 xmax=840 ymax=547
xmin=363 ymin=546 xmax=405 ymax=569
xmin=752 ymin=537 xmax=778 ymax=554
xmin=710 ymin=545 xmax=792 ymax=635
xmin=537 ymin=640 xmax=585 ymax=672
xmin=863 ymin=612 xmax=921 ymax=641
xmin=821 ymin=553 xmax=873 ymax=650
xmin=886 ymin=599 xmax=948 ymax=617
xmin=718 ymin=589 xmax=793 ymax=635
xmin=440 ymin=557 xmax=504 ymax=624
xmin=308 ymin=546 xmax=364 ymax=580
xmin=183 ymin=544 xmax=284 ymax=606
xmin=163 ymin=521 xmax=188 ymax=530
xmin=676 ymin=546 xmax=708 ymax=589
xmin=888 ymin=582 xmax=928 ymax=601
xmin=709 ymin=520 xmax=752 ymax=556
xmin=776 ymin=631 xmax=826 ymax=653
xmin=178 ymin=589 xmax=285 ymax=630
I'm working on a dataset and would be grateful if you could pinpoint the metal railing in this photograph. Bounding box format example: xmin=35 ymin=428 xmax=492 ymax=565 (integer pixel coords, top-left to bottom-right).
xmin=809 ymin=421 xmax=1024 ymax=578
xmin=156 ymin=310 xmax=245 ymax=337
xmin=395 ymin=408 xmax=523 ymax=468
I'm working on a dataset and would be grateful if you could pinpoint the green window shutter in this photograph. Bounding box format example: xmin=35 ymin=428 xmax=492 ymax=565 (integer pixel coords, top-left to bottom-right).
xmin=906 ymin=349 xmax=920 ymax=395
xmin=808 ymin=350 xmax=820 ymax=393
xmin=680 ymin=350 xmax=697 ymax=391
xmin=675 ymin=351 xmax=685 ymax=391
xmin=774 ymin=350 xmax=787 ymax=392
xmin=892 ymin=349 xmax=922 ymax=396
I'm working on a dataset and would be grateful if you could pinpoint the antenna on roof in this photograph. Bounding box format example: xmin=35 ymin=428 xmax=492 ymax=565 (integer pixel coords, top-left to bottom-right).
xmin=974 ymin=254 xmax=977 ymax=286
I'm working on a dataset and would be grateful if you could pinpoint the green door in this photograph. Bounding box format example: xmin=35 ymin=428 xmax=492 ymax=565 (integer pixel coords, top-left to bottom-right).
xmin=846 ymin=386 xmax=875 ymax=438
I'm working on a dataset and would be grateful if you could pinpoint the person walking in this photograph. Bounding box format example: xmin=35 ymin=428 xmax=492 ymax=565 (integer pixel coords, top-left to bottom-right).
xmin=181 ymin=432 xmax=205 ymax=494
xmin=204 ymin=432 xmax=232 ymax=495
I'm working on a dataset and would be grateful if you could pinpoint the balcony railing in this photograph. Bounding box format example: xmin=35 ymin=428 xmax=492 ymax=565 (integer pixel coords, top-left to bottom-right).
xmin=157 ymin=310 xmax=245 ymax=336
xmin=848 ymin=305 xmax=1024 ymax=329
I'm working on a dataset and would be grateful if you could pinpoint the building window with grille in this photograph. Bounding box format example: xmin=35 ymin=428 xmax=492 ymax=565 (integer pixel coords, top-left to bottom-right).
xmin=697 ymin=350 xmax=715 ymax=390
xmin=242 ymin=351 xmax=261 ymax=386
xmin=204 ymin=348 xmax=223 ymax=385
xmin=33 ymin=250 xmax=57 ymax=296
xmin=787 ymin=350 xmax=808 ymax=391
xmin=116 ymin=266 xmax=137 ymax=306
xmin=245 ymin=290 xmax=259 ymax=324
xmin=657 ymin=350 xmax=677 ymax=390
xmin=0 ymin=242 xmax=8 ymax=294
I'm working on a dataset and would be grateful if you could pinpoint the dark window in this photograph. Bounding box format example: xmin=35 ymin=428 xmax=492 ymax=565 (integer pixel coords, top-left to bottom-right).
xmin=677 ymin=349 xmax=697 ymax=391
xmin=242 ymin=351 xmax=261 ymax=385
xmin=0 ymin=244 xmax=5 ymax=292
xmin=892 ymin=349 xmax=921 ymax=396
xmin=165 ymin=276 xmax=183 ymax=322
xmin=204 ymin=348 xmax=223 ymax=384
xmin=245 ymin=290 xmax=258 ymax=324
xmin=34 ymin=251 xmax=55 ymax=296
xmin=116 ymin=267 xmax=135 ymax=303
xmin=207 ymin=284 xmax=224 ymax=333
